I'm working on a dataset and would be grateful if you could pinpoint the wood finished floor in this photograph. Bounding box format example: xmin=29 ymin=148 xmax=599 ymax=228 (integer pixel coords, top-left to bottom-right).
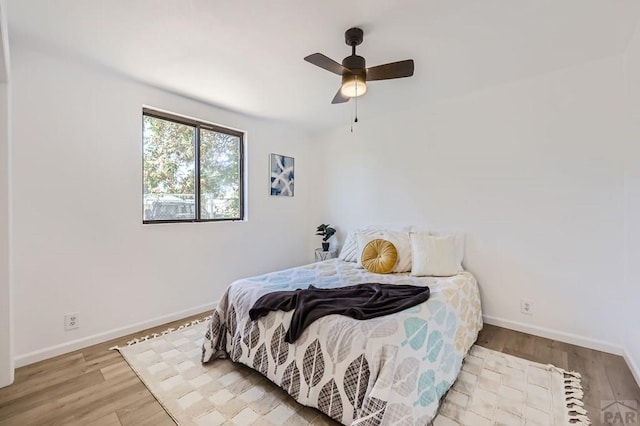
xmin=0 ymin=315 xmax=638 ymax=426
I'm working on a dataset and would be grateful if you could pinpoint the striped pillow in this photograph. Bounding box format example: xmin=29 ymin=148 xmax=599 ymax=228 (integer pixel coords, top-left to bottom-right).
xmin=338 ymin=229 xmax=384 ymax=262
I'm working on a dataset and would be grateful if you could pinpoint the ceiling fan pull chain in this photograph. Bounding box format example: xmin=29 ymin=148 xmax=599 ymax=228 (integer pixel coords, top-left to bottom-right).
xmin=354 ymin=84 xmax=359 ymax=123
xmin=350 ymin=108 xmax=354 ymax=133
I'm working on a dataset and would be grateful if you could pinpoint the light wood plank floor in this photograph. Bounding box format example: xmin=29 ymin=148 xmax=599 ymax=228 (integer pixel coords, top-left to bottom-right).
xmin=0 ymin=315 xmax=638 ymax=425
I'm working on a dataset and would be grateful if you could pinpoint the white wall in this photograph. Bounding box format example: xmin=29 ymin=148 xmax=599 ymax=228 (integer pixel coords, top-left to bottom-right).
xmin=0 ymin=0 xmax=13 ymax=387
xmin=316 ymin=55 xmax=629 ymax=353
xmin=624 ymin=22 xmax=640 ymax=383
xmin=10 ymin=41 xmax=321 ymax=365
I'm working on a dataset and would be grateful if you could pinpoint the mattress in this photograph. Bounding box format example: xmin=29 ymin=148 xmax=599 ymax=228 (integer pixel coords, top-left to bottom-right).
xmin=202 ymin=259 xmax=483 ymax=425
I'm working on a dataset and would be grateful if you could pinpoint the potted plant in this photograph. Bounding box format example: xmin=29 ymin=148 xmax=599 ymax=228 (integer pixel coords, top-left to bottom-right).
xmin=316 ymin=224 xmax=336 ymax=251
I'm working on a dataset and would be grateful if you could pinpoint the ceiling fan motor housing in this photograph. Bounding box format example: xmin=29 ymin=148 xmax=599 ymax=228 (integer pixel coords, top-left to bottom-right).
xmin=345 ymin=27 xmax=364 ymax=47
xmin=342 ymin=55 xmax=366 ymax=77
xmin=343 ymin=28 xmax=366 ymax=79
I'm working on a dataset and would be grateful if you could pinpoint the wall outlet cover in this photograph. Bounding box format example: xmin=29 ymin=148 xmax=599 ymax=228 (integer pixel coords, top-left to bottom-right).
xmin=64 ymin=313 xmax=80 ymax=330
xmin=521 ymin=299 xmax=534 ymax=315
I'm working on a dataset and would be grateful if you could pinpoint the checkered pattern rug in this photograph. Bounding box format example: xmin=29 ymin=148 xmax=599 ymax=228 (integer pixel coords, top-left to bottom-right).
xmin=115 ymin=321 xmax=590 ymax=425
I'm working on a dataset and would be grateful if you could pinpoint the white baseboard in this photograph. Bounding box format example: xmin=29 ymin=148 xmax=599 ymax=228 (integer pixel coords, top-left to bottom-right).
xmin=482 ymin=315 xmax=624 ymax=355
xmin=15 ymin=301 xmax=217 ymax=368
xmin=623 ymin=349 xmax=640 ymax=388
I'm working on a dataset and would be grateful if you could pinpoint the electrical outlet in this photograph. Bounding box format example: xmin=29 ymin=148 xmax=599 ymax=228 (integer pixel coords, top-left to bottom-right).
xmin=520 ymin=299 xmax=534 ymax=315
xmin=65 ymin=313 xmax=80 ymax=330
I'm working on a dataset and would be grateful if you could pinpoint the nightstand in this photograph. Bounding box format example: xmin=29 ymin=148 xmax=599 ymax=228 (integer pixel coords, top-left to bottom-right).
xmin=315 ymin=248 xmax=338 ymax=262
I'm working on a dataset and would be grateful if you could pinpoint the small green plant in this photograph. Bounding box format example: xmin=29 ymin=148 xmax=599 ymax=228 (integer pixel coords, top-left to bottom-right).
xmin=315 ymin=224 xmax=336 ymax=242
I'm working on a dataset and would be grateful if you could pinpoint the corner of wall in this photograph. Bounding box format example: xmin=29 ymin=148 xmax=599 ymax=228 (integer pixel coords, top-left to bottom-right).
xmin=624 ymin=349 xmax=640 ymax=389
xmin=0 ymin=0 xmax=10 ymax=82
xmin=622 ymin=15 xmax=640 ymax=389
xmin=0 ymin=0 xmax=13 ymax=388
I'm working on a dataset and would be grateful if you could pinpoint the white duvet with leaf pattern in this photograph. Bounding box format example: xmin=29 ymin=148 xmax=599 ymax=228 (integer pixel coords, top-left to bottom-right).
xmin=202 ymin=259 xmax=482 ymax=425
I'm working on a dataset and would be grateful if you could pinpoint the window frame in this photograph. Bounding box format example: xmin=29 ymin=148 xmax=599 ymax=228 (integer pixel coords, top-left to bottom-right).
xmin=142 ymin=107 xmax=245 ymax=224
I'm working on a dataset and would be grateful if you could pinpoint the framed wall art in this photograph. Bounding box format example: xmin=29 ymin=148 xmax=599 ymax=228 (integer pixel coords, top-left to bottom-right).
xmin=270 ymin=153 xmax=294 ymax=197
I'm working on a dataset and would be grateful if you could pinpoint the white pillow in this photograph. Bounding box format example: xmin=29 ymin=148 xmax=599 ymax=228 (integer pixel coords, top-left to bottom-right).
xmin=430 ymin=232 xmax=465 ymax=265
xmin=355 ymin=232 xmax=388 ymax=268
xmin=409 ymin=227 xmax=465 ymax=265
xmin=339 ymin=229 xmax=384 ymax=262
xmin=382 ymin=230 xmax=412 ymax=273
xmin=410 ymin=232 xmax=464 ymax=277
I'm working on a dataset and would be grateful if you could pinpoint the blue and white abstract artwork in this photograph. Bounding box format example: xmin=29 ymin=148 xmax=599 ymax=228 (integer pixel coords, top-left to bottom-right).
xmin=270 ymin=153 xmax=294 ymax=197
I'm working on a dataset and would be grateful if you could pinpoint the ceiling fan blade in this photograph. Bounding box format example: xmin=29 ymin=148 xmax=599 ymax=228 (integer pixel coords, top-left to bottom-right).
xmin=331 ymin=88 xmax=350 ymax=104
xmin=366 ymin=59 xmax=414 ymax=81
xmin=304 ymin=53 xmax=347 ymax=75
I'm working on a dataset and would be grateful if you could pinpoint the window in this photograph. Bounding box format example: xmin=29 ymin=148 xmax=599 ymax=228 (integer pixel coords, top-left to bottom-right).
xmin=143 ymin=108 xmax=244 ymax=223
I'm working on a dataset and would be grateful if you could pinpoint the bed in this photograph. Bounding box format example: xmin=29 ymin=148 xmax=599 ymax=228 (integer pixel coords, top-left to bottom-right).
xmin=202 ymin=258 xmax=482 ymax=425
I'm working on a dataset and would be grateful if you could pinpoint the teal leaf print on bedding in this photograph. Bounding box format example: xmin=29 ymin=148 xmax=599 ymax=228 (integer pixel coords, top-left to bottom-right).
xmin=318 ymin=276 xmax=341 ymax=285
xmin=424 ymin=331 xmax=443 ymax=363
xmin=429 ymin=300 xmax=446 ymax=325
xmin=445 ymin=312 xmax=457 ymax=337
xmin=247 ymin=276 xmax=268 ymax=282
xmin=268 ymin=276 xmax=290 ymax=284
xmin=295 ymin=276 xmax=316 ymax=285
xmin=264 ymin=283 xmax=291 ymax=291
xmin=454 ymin=353 xmax=463 ymax=373
xmin=440 ymin=344 xmax=456 ymax=374
xmin=401 ymin=318 xmax=428 ymax=350
xmin=414 ymin=370 xmax=437 ymax=407
xmin=436 ymin=380 xmax=451 ymax=398
xmin=403 ymin=304 xmax=422 ymax=314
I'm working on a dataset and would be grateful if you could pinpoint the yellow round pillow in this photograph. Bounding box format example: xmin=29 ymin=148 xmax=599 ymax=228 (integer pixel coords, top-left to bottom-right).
xmin=361 ymin=239 xmax=398 ymax=274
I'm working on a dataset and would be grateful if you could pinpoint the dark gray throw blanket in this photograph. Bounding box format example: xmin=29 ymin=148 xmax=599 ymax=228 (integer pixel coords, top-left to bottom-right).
xmin=248 ymin=283 xmax=431 ymax=343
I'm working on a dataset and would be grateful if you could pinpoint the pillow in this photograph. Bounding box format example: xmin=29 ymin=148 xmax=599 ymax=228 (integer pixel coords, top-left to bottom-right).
xmin=409 ymin=226 xmax=465 ymax=263
xmin=430 ymin=232 xmax=465 ymax=266
xmin=339 ymin=229 xmax=384 ymax=262
xmin=410 ymin=232 xmax=463 ymax=277
xmin=361 ymin=239 xmax=398 ymax=274
xmin=355 ymin=232 xmax=388 ymax=268
xmin=381 ymin=230 xmax=412 ymax=273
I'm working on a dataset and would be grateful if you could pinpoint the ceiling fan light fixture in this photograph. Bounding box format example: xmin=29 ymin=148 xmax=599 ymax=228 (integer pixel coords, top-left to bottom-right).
xmin=340 ymin=74 xmax=367 ymax=98
xmin=304 ymin=27 xmax=414 ymax=106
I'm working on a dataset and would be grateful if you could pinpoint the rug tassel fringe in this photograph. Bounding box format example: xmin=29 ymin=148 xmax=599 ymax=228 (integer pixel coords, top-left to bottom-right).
xmin=568 ymin=415 xmax=591 ymax=425
xmin=566 ymin=398 xmax=584 ymax=407
xmin=570 ymin=406 xmax=588 ymax=415
xmin=109 ymin=316 xmax=211 ymax=351
xmin=565 ymin=370 xmax=582 ymax=379
xmin=560 ymin=370 xmax=591 ymax=425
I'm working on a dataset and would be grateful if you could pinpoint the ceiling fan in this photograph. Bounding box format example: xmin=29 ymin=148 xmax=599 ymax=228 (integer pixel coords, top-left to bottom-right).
xmin=304 ymin=27 xmax=415 ymax=104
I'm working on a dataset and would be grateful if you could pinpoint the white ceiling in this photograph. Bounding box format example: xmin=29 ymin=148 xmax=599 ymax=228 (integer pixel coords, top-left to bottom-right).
xmin=7 ymin=0 xmax=640 ymax=129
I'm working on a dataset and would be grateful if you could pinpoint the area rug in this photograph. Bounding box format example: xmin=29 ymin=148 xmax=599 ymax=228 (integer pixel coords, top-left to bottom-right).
xmin=113 ymin=320 xmax=590 ymax=425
